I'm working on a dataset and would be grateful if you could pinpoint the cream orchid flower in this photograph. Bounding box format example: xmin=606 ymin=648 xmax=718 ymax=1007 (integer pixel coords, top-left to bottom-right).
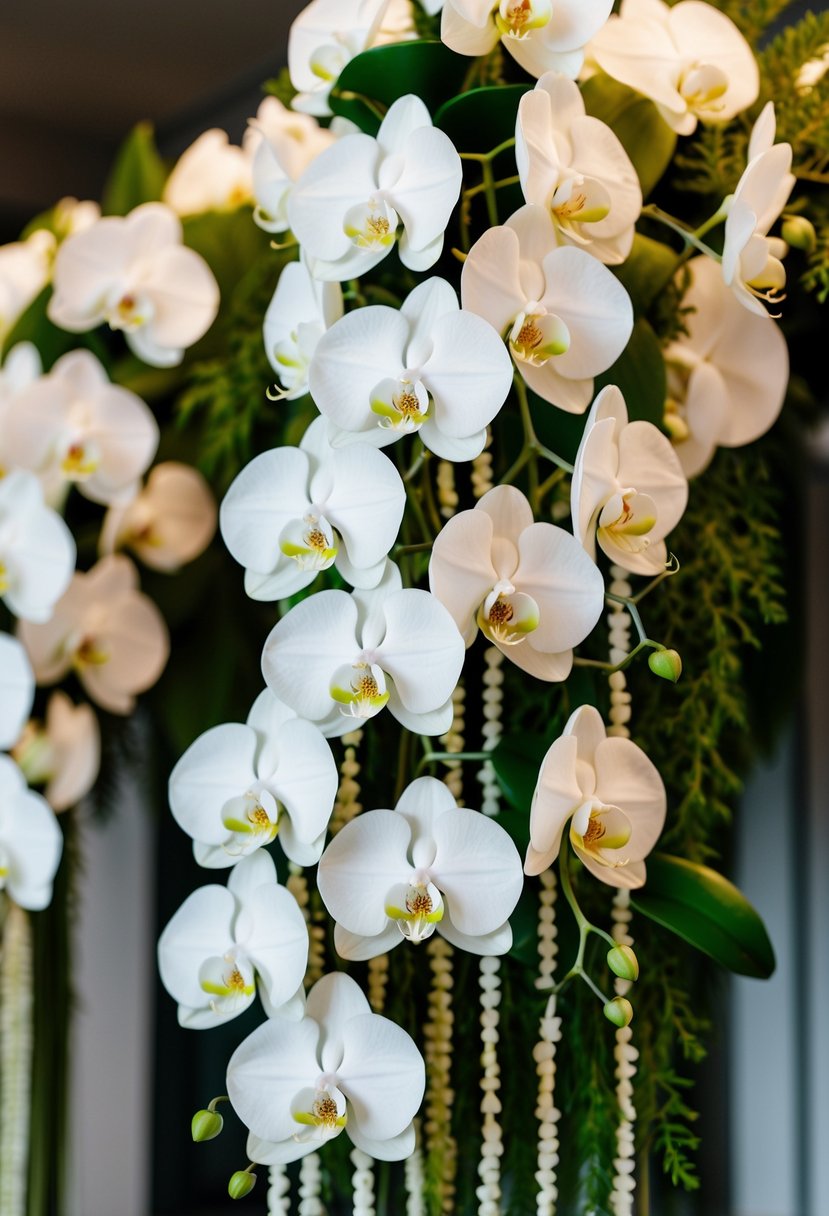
xmin=158 ymin=851 xmax=308 ymax=1028
xmin=571 ymin=385 xmax=687 ymax=575
xmin=3 ymin=348 xmax=159 ymax=506
xmin=288 ymin=0 xmax=392 ymax=116
xmin=220 ymin=417 xmax=405 ymax=599
xmin=48 ymin=203 xmax=220 ymax=368
xmin=0 ymin=634 xmax=34 ymax=751
xmin=318 ymin=775 xmax=523 ymax=959
xmin=664 ymin=256 xmax=789 ymax=477
xmin=163 ymin=129 xmax=253 ymax=216
xmin=525 ymin=704 xmax=666 ymax=888
xmin=0 ymin=754 xmax=63 ymax=910
xmin=262 ymin=562 xmax=465 ymax=737
xmin=249 ymin=99 xmax=336 ymax=234
xmin=227 ymin=971 xmax=425 ymax=1164
xmin=263 ymin=256 xmax=343 ymax=399
xmin=52 ymin=198 xmax=101 ymax=239
xmin=516 ymin=72 xmax=642 ymax=265
xmin=288 ymin=94 xmax=462 ymax=280
xmin=0 ymin=469 xmax=76 ymax=623
xmin=721 ymin=103 xmax=795 ymax=317
xmin=429 ymin=485 xmax=604 ymax=681
xmin=461 ymin=204 xmax=633 ymax=412
xmin=374 ymin=0 xmax=418 ymax=43
xmin=309 ymin=277 xmax=513 ymax=460
xmin=589 ymin=0 xmax=759 ymax=136
xmin=17 ymin=555 xmax=169 ymax=715
xmin=0 ymin=230 xmax=54 ymax=345
xmin=169 ymin=688 xmax=338 ymax=869
xmin=442 ymin=0 xmax=613 ymax=79
xmin=12 ymin=692 xmax=100 ymax=812
xmin=99 ymin=462 xmax=217 ymax=573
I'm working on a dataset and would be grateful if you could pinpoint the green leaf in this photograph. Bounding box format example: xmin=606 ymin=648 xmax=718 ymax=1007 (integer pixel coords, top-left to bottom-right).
xmin=102 ymin=122 xmax=167 ymax=217
xmin=581 ymin=75 xmax=676 ymax=198
xmin=631 ymin=853 xmax=776 ymax=978
xmin=182 ymin=207 xmax=273 ymax=309
xmin=491 ymin=734 xmax=548 ymax=815
xmin=594 ymin=317 xmax=666 ymax=428
xmin=613 ymin=234 xmax=680 ymax=316
xmin=329 ymin=40 xmax=469 ymax=134
xmin=435 ymin=83 xmax=529 ymax=154
xmin=2 ymin=286 xmax=90 ymax=368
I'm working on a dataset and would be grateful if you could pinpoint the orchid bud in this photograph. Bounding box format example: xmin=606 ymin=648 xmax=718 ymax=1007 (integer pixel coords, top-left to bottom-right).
xmin=607 ymin=945 xmax=640 ymax=982
xmin=648 ymin=649 xmax=682 ymax=683
xmin=781 ymin=215 xmax=817 ymax=254
xmin=191 ymin=1108 xmax=223 ymax=1142
xmin=228 ymin=1169 xmax=257 ymax=1200
xmin=603 ymin=997 xmax=634 ymax=1028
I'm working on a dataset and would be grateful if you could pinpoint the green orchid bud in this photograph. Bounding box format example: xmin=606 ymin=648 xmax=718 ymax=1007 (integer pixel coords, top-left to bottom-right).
xmin=648 ymin=649 xmax=682 ymax=683
xmin=603 ymin=997 xmax=634 ymax=1028
xmin=607 ymin=944 xmax=640 ymax=982
xmin=781 ymin=215 xmax=817 ymax=254
xmin=228 ymin=1169 xmax=257 ymax=1200
xmin=191 ymin=1108 xmax=224 ymax=1142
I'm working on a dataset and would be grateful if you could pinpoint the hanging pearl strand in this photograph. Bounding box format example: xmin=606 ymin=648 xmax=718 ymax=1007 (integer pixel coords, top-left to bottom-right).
xmin=477 ymin=955 xmax=504 ymax=1216
xmin=606 ymin=565 xmax=638 ymax=1216
xmin=471 ymin=430 xmax=494 ymax=501
xmin=267 ymin=1164 xmax=291 ymax=1216
xmin=479 ymin=646 xmax=504 ymax=818
xmin=405 ymin=1120 xmax=427 ymax=1216
xmin=442 ymin=680 xmax=467 ymax=804
xmin=424 ymin=935 xmax=457 ymax=1213
xmin=351 ymin=1148 xmax=376 ymax=1216
xmin=298 ymin=1152 xmax=325 ymax=1216
xmin=0 ymin=902 xmax=34 ymax=1216
xmin=330 ymin=728 xmax=364 ymax=836
xmin=437 ymin=460 xmax=459 ymax=519
xmin=534 ymin=869 xmax=561 ymax=1216
xmin=367 ymin=952 xmax=389 ymax=1015
xmin=287 ymin=863 xmax=326 ymax=989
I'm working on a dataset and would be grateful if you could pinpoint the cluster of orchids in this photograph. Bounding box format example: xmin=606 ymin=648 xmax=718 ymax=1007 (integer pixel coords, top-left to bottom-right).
xmin=144 ymin=0 xmax=796 ymax=1205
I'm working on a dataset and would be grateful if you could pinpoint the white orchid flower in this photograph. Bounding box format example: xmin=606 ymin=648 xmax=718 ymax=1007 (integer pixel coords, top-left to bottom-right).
xmin=0 ymin=341 xmax=42 ymax=424
xmin=571 ymin=386 xmax=687 ymax=576
xmin=0 ymin=469 xmax=75 ymax=623
xmin=664 ymin=256 xmax=789 ymax=478
xmin=429 ymin=484 xmax=604 ymax=682
xmin=374 ymin=0 xmax=418 ymax=43
xmin=17 ymin=554 xmax=169 ymax=715
xmin=589 ymin=0 xmax=759 ymax=136
xmin=12 ymin=692 xmax=100 ymax=813
xmin=249 ymin=99 xmax=337 ymax=234
xmin=262 ymin=562 xmax=465 ymax=737
xmin=318 ymin=775 xmax=523 ymax=959
xmin=163 ymin=129 xmax=253 ymax=217
xmin=288 ymin=0 xmax=392 ymax=116
xmin=228 ymin=970 xmax=425 ymax=1164
xmin=99 ymin=462 xmax=217 ymax=573
xmin=0 ymin=634 xmax=34 ymax=751
xmin=263 ymin=257 xmax=343 ymax=399
xmin=0 ymin=230 xmax=55 ymax=345
xmin=309 ymin=277 xmax=513 ymax=460
xmin=461 ymin=204 xmax=633 ymax=413
xmin=288 ymin=95 xmax=462 ymax=281
xmin=515 ymin=72 xmax=642 ymax=265
xmin=48 ymin=203 xmax=220 ymax=368
xmin=52 ymin=198 xmax=101 ymax=239
xmin=525 ymin=704 xmax=666 ymax=888
xmin=0 ymin=754 xmax=63 ymax=910
xmin=3 ymin=348 xmax=159 ymax=507
xmin=158 ymin=851 xmax=308 ymax=1028
xmin=442 ymin=0 xmax=612 ymax=79
xmin=221 ymin=417 xmax=405 ymax=600
xmin=169 ymin=688 xmax=338 ymax=869
xmin=721 ymin=103 xmax=795 ymax=317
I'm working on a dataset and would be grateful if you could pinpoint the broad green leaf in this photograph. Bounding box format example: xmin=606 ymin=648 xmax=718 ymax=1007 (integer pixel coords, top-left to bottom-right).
xmin=182 ymin=207 xmax=272 ymax=307
xmin=491 ymin=734 xmax=548 ymax=815
xmin=435 ymin=84 xmax=529 ymax=155
xmin=614 ymin=233 xmax=680 ymax=316
xmin=581 ymin=75 xmax=676 ymax=198
xmin=329 ymin=40 xmax=468 ymax=134
xmin=2 ymin=286 xmax=88 ymax=368
xmin=594 ymin=317 xmax=666 ymax=428
xmin=631 ymin=853 xmax=776 ymax=979
xmin=102 ymin=122 xmax=167 ymax=217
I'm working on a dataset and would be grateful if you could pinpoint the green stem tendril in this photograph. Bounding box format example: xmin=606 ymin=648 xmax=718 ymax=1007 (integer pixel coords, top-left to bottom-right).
xmin=640 ymin=203 xmax=725 ymax=262
xmin=553 ymin=839 xmax=615 ymax=1003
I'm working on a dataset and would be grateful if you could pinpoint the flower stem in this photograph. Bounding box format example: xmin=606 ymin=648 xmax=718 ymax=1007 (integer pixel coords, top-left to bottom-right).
xmin=640 ymin=204 xmax=723 ymax=261
xmin=605 ymin=592 xmax=648 ymax=644
xmin=417 ymin=750 xmax=491 ymax=776
xmin=573 ymin=638 xmax=664 ymax=673
xmin=554 ymin=841 xmax=615 ymax=1003
xmin=459 ymin=138 xmax=516 ymax=164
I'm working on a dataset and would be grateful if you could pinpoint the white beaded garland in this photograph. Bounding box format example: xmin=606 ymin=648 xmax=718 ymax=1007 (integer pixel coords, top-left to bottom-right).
xmin=331 ymin=728 xmax=364 ymax=835
xmin=287 ymin=863 xmax=326 ymax=988
xmin=267 ymin=1163 xmax=291 ymax=1215
xmin=534 ymin=870 xmax=561 ymax=1216
xmin=477 ymin=954 xmax=504 ymax=1216
xmin=351 ymin=1148 xmax=376 ymax=1216
xmin=367 ymin=952 xmax=389 ymax=1014
xmin=478 ymin=646 xmax=504 ymax=818
xmin=405 ymin=1121 xmax=426 ymax=1216
xmin=0 ymin=903 xmax=33 ymax=1216
xmin=424 ymin=935 xmax=457 ymax=1212
xmin=437 ymin=460 xmax=459 ymax=519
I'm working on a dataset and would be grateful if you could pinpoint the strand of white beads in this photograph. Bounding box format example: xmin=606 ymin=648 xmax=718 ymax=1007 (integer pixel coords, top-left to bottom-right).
xmin=330 ymin=728 xmax=363 ymax=835
xmin=605 ymin=565 xmax=638 ymax=1216
xmin=267 ymin=1164 xmax=291 ymax=1216
xmin=298 ymin=1151 xmax=325 ymax=1216
xmin=471 ymin=431 xmax=494 ymax=500
xmin=443 ymin=680 xmax=466 ymax=804
xmin=367 ymin=952 xmax=389 ymax=1014
xmin=425 ymin=935 xmax=457 ymax=1212
xmin=287 ymin=863 xmax=325 ymax=988
xmin=351 ymin=1148 xmax=376 ymax=1216
xmin=479 ymin=646 xmax=504 ymax=817
xmin=534 ymin=869 xmax=561 ymax=1216
xmin=477 ymin=955 xmax=504 ymax=1216
xmin=0 ymin=903 xmax=34 ymax=1216
xmin=405 ymin=1120 xmax=426 ymax=1216
xmin=437 ymin=460 xmax=459 ymax=519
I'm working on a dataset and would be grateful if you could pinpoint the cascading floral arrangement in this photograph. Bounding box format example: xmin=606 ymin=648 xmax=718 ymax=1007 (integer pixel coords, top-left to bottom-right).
xmin=1 ymin=0 xmax=827 ymax=1212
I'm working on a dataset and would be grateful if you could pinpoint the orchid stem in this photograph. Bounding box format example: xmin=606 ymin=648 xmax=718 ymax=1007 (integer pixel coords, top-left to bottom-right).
xmin=641 ymin=204 xmax=723 ymax=261
xmin=463 ymin=174 xmax=520 ymax=202
xmin=628 ymin=556 xmax=680 ymax=604
xmin=554 ymin=841 xmax=614 ymax=1004
xmin=417 ymin=750 xmax=491 ymax=776
xmin=605 ymin=592 xmax=647 ymax=644
xmin=481 ymin=159 xmax=500 ymax=228
xmin=459 ymin=138 xmax=516 ymax=164
xmin=573 ymin=638 xmax=663 ymax=673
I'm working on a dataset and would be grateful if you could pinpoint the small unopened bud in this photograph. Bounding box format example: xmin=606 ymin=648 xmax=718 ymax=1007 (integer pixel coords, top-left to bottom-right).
xmin=781 ymin=215 xmax=817 ymax=254
xmin=228 ymin=1169 xmax=257 ymax=1200
xmin=648 ymin=648 xmax=682 ymax=683
xmin=191 ymin=1109 xmax=224 ymax=1142
xmin=603 ymin=997 xmax=634 ymax=1028
xmin=607 ymin=944 xmax=640 ymax=982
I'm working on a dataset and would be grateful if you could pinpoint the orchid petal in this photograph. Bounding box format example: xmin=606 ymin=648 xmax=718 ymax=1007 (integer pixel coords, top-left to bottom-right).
xmin=347 ymin=1119 xmax=417 ymax=1162
xmin=265 ymin=717 xmax=338 ymax=846
xmin=243 ymin=883 xmax=310 ymax=1010
xmin=318 ymin=809 xmax=411 ymax=936
xmin=594 ymin=737 xmax=666 ymax=861
xmin=429 ymin=509 xmax=498 ymax=644
xmin=526 ymin=734 xmax=582 ymax=874
xmin=334 ymin=921 xmax=403 ymax=961
xmin=431 ymin=808 xmax=523 ymax=935
xmin=310 ymin=307 xmax=409 ymax=435
xmin=438 ymin=912 xmax=513 ymax=956
xmin=324 ymin=445 xmax=405 ymax=570
xmin=169 ymin=723 xmax=258 ymax=848
xmin=339 ymin=1011 xmax=425 ymax=1139
xmin=262 ymin=590 xmax=359 ymax=723
xmin=306 ymin=971 xmax=372 ymax=1072
xmin=513 ymin=522 xmax=604 ymax=652
xmin=0 ymin=634 xmax=34 ymax=750
xmin=158 ymin=884 xmax=236 ymax=1011
xmin=227 ymin=1016 xmax=323 ymax=1144
xmin=220 ymin=447 xmax=313 ymax=575
xmin=376 ymin=589 xmax=465 ymax=713
xmin=288 ymin=134 xmax=381 ymax=264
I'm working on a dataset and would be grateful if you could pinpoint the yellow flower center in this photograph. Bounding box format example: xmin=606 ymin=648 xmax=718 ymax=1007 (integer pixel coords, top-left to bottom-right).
xmin=73 ymin=637 xmax=109 ymax=669
xmin=313 ymin=1095 xmax=341 ymax=1127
